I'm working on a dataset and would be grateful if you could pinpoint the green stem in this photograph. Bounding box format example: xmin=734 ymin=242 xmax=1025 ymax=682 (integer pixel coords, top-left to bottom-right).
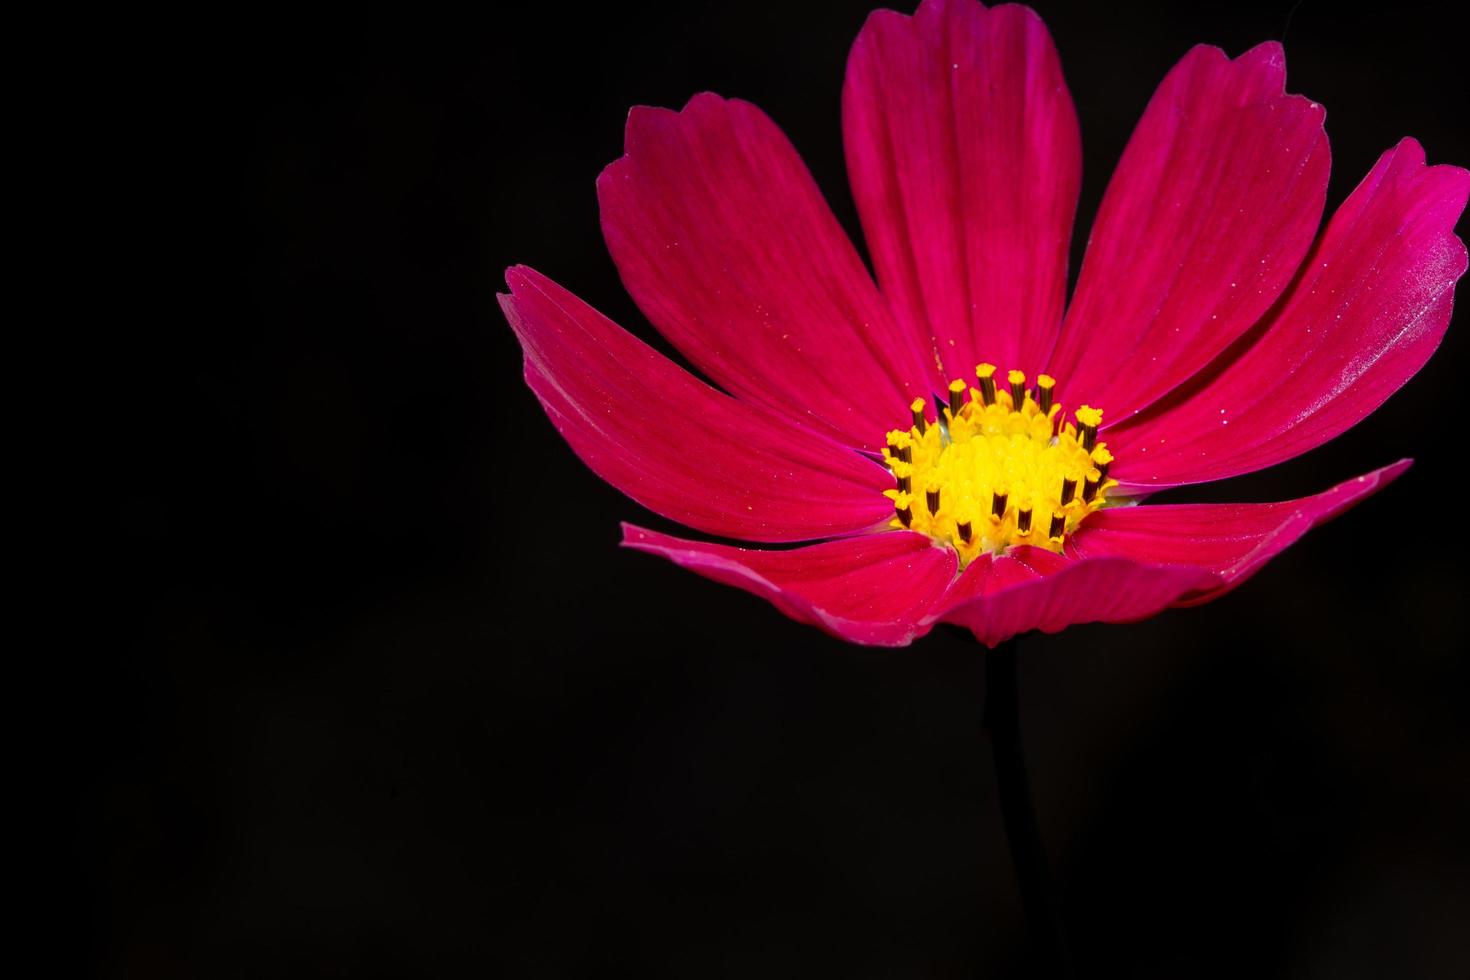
xmin=984 ymin=638 xmax=1071 ymax=976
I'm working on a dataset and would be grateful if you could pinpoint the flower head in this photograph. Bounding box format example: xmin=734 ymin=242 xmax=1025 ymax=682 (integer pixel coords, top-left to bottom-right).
xmin=500 ymin=0 xmax=1467 ymax=647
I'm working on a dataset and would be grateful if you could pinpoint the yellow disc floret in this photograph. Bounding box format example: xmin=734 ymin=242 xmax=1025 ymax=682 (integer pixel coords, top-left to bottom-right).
xmin=881 ymin=365 xmax=1120 ymax=567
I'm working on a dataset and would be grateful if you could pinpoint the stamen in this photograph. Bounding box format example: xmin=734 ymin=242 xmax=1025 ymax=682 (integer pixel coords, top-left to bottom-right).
xmin=880 ymin=364 xmax=1116 ymax=565
xmin=1082 ymin=469 xmax=1101 ymax=503
xmin=1076 ymin=405 xmax=1102 ymax=453
xmin=1036 ymin=374 xmax=1055 ymax=414
xmin=1008 ymin=370 xmax=1027 ymax=407
xmin=975 ymin=363 xmax=997 ymax=406
xmin=948 ymin=379 xmax=966 ymax=417
xmin=911 ymin=397 xmax=928 ymax=434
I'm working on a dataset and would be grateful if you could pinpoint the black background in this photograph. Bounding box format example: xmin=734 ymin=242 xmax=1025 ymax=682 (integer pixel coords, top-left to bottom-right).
xmin=98 ymin=1 xmax=1468 ymax=976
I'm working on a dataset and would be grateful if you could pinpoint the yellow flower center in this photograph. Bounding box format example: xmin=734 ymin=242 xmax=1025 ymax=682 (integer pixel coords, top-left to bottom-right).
xmin=882 ymin=364 xmax=1118 ymax=567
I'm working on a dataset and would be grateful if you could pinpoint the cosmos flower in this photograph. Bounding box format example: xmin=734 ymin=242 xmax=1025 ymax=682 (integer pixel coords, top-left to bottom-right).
xmin=500 ymin=0 xmax=1467 ymax=647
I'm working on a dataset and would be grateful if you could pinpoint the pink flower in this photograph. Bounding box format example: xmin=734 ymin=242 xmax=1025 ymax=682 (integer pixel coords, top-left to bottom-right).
xmin=500 ymin=0 xmax=1467 ymax=647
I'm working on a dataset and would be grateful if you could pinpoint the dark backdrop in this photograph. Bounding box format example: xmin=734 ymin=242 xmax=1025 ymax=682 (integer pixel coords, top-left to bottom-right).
xmin=99 ymin=1 xmax=1468 ymax=976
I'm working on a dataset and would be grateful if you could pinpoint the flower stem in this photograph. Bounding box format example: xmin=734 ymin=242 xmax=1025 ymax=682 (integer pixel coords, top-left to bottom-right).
xmin=984 ymin=637 xmax=1071 ymax=976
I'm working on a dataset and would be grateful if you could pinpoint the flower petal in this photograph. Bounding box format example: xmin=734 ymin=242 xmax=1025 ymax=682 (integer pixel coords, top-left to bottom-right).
xmin=843 ymin=0 xmax=1081 ymax=381
xmin=933 ymin=550 xmax=1218 ymax=648
xmin=1048 ymin=42 xmax=1329 ymax=421
xmin=1069 ymin=460 xmax=1410 ymax=604
xmin=1108 ymin=140 xmax=1469 ymax=488
xmin=501 ymin=266 xmax=895 ymax=542
xmin=597 ymin=93 xmax=935 ymax=450
xmin=620 ymin=524 xmax=958 ymax=647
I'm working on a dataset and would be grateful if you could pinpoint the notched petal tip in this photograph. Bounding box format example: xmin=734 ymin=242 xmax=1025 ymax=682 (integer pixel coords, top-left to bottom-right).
xmin=599 ymin=98 xmax=730 ymax=190
xmin=1175 ymin=39 xmax=1320 ymax=117
xmin=1390 ymin=135 xmax=1428 ymax=168
xmin=502 ymin=263 xmax=545 ymax=294
xmin=1393 ymin=136 xmax=1470 ymax=203
xmin=618 ymin=92 xmax=734 ymax=146
xmin=1237 ymin=39 xmax=1286 ymax=80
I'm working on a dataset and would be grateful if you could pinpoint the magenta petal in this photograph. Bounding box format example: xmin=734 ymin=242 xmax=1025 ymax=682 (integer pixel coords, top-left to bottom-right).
xmin=501 ymin=266 xmax=895 ymax=542
xmin=843 ymin=0 xmax=1081 ymax=381
xmin=933 ymin=550 xmax=1218 ymax=648
xmin=621 ymin=525 xmax=958 ymax=647
xmin=1069 ymin=460 xmax=1409 ymax=604
xmin=597 ymin=93 xmax=935 ymax=450
xmin=1049 ymin=42 xmax=1329 ymax=420
xmin=1109 ymin=140 xmax=1469 ymax=488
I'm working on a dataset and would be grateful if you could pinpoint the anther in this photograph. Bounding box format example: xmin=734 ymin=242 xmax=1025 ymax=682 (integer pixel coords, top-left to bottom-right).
xmin=991 ymin=489 xmax=1009 ymax=519
xmin=896 ymin=474 xmax=911 ymax=494
xmin=975 ymin=363 xmax=997 ymax=406
xmin=1048 ymin=510 xmax=1066 ymax=540
xmin=957 ymin=520 xmax=973 ymax=544
xmin=1082 ymin=469 xmax=1101 ymax=503
xmin=1091 ymin=446 xmax=1112 ymax=480
xmin=1060 ymin=477 xmax=1077 ymax=506
xmin=948 ymin=379 xmax=966 ymax=417
xmin=926 ymin=486 xmax=941 ymax=515
xmin=1036 ymin=374 xmax=1055 ymax=414
xmin=1076 ymin=405 xmax=1102 ymax=453
xmin=911 ymin=397 xmax=928 ymax=434
xmin=896 ymin=502 xmax=913 ymax=528
xmin=1017 ymin=507 xmax=1033 ymax=535
xmin=1008 ymin=370 xmax=1027 ymax=407
xmin=885 ymin=432 xmax=913 ymax=465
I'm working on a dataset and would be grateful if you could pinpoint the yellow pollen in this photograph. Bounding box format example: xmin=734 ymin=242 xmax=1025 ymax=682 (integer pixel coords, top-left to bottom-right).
xmin=881 ymin=369 xmax=1120 ymax=566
